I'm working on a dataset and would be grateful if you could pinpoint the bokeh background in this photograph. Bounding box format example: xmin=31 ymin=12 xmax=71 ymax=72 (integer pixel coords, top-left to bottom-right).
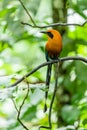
xmin=0 ymin=0 xmax=87 ymax=130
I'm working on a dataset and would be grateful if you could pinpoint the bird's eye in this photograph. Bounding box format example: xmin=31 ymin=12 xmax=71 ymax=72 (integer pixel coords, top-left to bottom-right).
xmin=47 ymin=32 xmax=53 ymax=38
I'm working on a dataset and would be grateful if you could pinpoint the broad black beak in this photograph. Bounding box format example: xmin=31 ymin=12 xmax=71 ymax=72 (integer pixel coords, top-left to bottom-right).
xmin=40 ymin=31 xmax=53 ymax=38
xmin=40 ymin=31 xmax=48 ymax=34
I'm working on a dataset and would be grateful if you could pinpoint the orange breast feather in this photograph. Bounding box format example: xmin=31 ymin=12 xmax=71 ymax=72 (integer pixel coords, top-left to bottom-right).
xmin=45 ymin=31 xmax=62 ymax=57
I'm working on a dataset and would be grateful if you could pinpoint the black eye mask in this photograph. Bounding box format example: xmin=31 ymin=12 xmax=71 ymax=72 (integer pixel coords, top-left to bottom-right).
xmin=40 ymin=31 xmax=54 ymax=39
xmin=47 ymin=32 xmax=53 ymax=38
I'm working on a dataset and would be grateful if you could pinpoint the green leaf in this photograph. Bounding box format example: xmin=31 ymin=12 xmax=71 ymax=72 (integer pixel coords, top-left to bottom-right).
xmin=61 ymin=105 xmax=80 ymax=124
xmin=76 ymin=62 xmax=87 ymax=83
xmin=82 ymin=118 xmax=87 ymax=126
xmin=22 ymin=105 xmax=37 ymax=121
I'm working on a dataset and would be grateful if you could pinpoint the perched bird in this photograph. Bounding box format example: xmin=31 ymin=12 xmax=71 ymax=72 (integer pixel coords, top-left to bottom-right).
xmin=41 ymin=29 xmax=62 ymax=112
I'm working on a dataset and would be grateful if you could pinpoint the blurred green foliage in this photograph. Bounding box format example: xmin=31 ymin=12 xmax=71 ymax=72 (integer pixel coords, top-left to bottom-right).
xmin=0 ymin=0 xmax=87 ymax=130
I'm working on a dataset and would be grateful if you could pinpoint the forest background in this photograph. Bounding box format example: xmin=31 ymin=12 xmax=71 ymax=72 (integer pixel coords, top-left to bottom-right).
xmin=0 ymin=0 xmax=87 ymax=130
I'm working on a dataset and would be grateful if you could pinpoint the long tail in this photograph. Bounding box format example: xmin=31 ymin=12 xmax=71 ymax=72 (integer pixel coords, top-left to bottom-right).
xmin=44 ymin=64 xmax=52 ymax=112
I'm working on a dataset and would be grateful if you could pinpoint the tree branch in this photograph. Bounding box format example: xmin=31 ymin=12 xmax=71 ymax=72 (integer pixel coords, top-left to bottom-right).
xmin=9 ymin=56 xmax=87 ymax=88
xmin=12 ymin=82 xmax=29 ymax=130
xmin=21 ymin=20 xmax=87 ymax=28
xmin=18 ymin=0 xmax=36 ymax=26
xmin=18 ymin=0 xmax=87 ymax=28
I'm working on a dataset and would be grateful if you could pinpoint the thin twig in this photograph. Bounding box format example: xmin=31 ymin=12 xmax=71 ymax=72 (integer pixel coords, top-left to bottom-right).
xmin=12 ymin=98 xmax=19 ymax=112
xmin=21 ymin=20 xmax=87 ymax=28
xmin=18 ymin=0 xmax=36 ymax=26
xmin=48 ymin=64 xmax=58 ymax=129
xmin=39 ymin=63 xmax=59 ymax=130
xmin=18 ymin=82 xmax=29 ymax=119
xmin=12 ymin=82 xmax=29 ymax=130
xmin=9 ymin=56 xmax=87 ymax=88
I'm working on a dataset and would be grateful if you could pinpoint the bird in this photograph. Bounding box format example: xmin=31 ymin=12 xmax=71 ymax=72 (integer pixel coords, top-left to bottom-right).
xmin=41 ymin=29 xmax=62 ymax=112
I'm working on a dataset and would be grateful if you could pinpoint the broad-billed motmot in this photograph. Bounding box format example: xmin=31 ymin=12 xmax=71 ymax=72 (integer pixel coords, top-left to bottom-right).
xmin=41 ymin=29 xmax=62 ymax=112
